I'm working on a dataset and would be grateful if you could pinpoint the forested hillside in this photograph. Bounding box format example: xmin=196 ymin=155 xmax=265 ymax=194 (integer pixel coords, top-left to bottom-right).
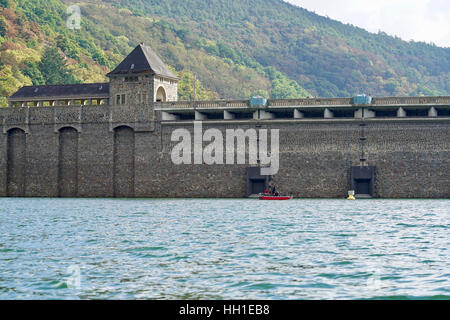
xmin=0 ymin=0 xmax=449 ymax=107
xmin=108 ymin=0 xmax=449 ymax=97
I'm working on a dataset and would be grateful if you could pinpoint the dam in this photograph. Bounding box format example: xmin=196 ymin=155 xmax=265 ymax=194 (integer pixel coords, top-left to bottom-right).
xmin=3 ymin=44 xmax=450 ymax=198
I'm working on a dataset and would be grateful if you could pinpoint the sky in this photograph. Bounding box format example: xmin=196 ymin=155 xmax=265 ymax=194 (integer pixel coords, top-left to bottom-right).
xmin=285 ymin=0 xmax=450 ymax=47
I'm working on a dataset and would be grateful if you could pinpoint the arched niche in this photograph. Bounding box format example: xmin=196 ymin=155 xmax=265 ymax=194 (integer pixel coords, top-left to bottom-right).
xmin=7 ymin=128 xmax=26 ymax=197
xmin=156 ymin=86 xmax=167 ymax=102
xmin=113 ymin=126 xmax=135 ymax=198
xmin=58 ymin=127 xmax=79 ymax=197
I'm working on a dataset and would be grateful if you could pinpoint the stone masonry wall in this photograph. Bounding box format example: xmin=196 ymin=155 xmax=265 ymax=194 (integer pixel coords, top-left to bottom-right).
xmin=154 ymin=121 xmax=449 ymax=198
xmin=0 ymin=105 xmax=448 ymax=198
xmin=109 ymin=75 xmax=178 ymax=106
xmin=109 ymin=76 xmax=154 ymax=107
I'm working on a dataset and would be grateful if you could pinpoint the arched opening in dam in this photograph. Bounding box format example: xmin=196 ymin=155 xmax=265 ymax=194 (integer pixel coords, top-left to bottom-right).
xmin=58 ymin=127 xmax=79 ymax=197
xmin=7 ymin=128 xmax=26 ymax=197
xmin=156 ymin=86 xmax=167 ymax=102
xmin=113 ymin=126 xmax=135 ymax=198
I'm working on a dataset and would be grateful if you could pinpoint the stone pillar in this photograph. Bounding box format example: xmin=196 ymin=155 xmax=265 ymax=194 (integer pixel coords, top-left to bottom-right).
xmin=8 ymin=101 xmax=12 ymax=108
xmin=428 ymin=107 xmax=438 ymax=117
xmin=397 ymin=107 xmax=406 ymax=117
xmin=21 ymin=102 xmax=26 ymax=107
xmin=324 ymin=108 xmax=334 ymax=118
xmin=224 ymin=110 xmax=235 ymax=120
xmin=294 ymin=109 xmax=304 ymax=119
xmin=35 ymin=101 xmax=42 ymax=107
xmin=354 ymin=108 xmax=375 ymax=119
xmin=195 ymin=111 xmax=207 ymax=120
xmin=161 ymin=112 xmax=179 ymax=121
xmin=253 ymin=110 xmax=274 ymax=120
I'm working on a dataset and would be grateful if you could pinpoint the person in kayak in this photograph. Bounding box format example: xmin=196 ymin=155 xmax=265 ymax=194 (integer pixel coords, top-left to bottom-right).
xmin=271 ymin=185 xmax=279 ymax=196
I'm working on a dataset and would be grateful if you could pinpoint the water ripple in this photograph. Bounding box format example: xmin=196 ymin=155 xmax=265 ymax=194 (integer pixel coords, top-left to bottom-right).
xmin=0 ymin=198 xmax=448 ymax=300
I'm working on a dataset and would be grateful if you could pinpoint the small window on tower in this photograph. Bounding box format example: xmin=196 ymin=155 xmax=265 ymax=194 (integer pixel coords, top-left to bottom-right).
xmin=116 ymin=95 xmax=121 ymax=105
xmin=121 ymin=94 xmax=126 ymax=104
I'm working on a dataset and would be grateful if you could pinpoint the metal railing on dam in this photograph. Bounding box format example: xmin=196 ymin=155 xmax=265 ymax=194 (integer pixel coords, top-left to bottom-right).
xmin=1 ymin=96 xmax=449 ymax=128
xmin=155 ymin=96 xmax=450 ymax=122
xmin=372 ymin=96 xmax=450 ymax=105
xmin=155 ymin=100 xmax=249 ymax=109
xmin=155 ymin=96 xmax=450 ymax=111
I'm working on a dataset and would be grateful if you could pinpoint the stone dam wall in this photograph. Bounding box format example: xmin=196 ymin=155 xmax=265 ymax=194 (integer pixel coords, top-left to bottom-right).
xmin=0 ymin=104 xmax=448 ymax=198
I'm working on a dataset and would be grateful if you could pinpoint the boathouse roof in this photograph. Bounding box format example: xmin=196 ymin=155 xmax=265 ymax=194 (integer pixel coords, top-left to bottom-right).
xmin=8 ymin=83 xmax=110 ymax=101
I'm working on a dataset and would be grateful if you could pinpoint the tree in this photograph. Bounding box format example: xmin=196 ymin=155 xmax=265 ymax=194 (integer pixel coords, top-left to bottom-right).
xmin=0 ymin=0 xmax=10 ymax=8
xmin=384 ymin=81 xmax=398 ymax=95
xmin=177 ymin=71 xmax=218 ymax=101
xmin=23 ymin=62 xmax=44 ymax=85
xmin=38 ymin=47 xmax=77 ymax=85
xmin=0 ymin=16 xmax=8 ymax=37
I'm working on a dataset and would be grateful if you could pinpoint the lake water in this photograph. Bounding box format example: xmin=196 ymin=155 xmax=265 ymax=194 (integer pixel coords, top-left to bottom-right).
xmin=0 ymin=198 xmax=449 ymax=300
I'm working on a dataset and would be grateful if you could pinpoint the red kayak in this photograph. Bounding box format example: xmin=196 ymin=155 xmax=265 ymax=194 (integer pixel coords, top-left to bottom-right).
xmin=259 ymin=195 xmax=293 ymax=200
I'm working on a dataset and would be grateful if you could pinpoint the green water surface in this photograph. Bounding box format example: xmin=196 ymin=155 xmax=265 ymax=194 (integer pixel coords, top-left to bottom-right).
xmin=0 ymin=198 xmax=448 ymax=299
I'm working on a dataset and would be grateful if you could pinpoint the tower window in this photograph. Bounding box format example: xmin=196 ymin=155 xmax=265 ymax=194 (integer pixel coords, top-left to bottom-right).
xmin=116 ymin=95 xmax=121 ymax=105
xmin=121 ymin=94 xmax=126 ymax=104
xmin=125 ymin=76 xmax=139 ymax=82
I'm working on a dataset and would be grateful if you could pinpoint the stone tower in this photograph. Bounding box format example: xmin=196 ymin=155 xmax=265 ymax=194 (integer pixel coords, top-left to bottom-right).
xmin=106 ymin=43 xmax=178 ymax=107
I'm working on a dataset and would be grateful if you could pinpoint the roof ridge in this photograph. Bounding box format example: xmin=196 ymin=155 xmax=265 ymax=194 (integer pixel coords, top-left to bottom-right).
xmin=19 ymin=82 xmax=109 ymax=88
xmin=9 ymin=83 xmax=110 ymax=100
xmin=139 ymin=44 xmax=155 ymax=72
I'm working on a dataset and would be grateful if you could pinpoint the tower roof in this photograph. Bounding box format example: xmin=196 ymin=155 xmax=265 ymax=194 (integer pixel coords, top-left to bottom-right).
xmin=107 ymin=43 xmax=178 ymax=79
